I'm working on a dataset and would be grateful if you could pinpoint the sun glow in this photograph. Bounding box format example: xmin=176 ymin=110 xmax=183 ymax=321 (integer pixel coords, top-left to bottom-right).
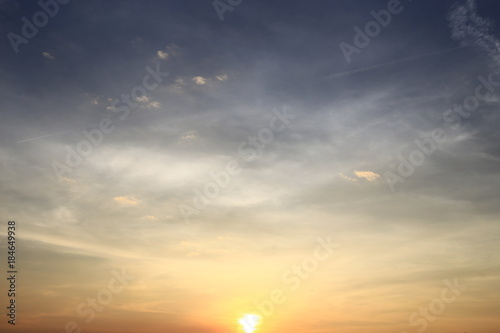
xmin=238 ymin=314 xmax=262 ymax=333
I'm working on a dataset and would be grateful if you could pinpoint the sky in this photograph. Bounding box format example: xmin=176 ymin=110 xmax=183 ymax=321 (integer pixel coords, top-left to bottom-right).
xmin=1 ymin=0 xmax=500 ymax=332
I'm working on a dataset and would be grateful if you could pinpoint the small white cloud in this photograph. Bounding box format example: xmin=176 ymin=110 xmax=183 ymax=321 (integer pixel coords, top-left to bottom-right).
xmin=114 ymin=196 xmax=140 ymax=206
xmin=147 ymin=101 xmax=161 ymax=108
xmin=216 ymin=73 xmax=228 ymax=81
xmin=156 ymin=44 xmax=181 ymax=60
xmin=354 ymin=171 xmax=380 ymax=182
xmin=42 ymin=52 xmax=54 ymax=59
xmin=192 ymin=76 xmax=207 ymax=85
xmin=157 ymin=50 xmax=168 ymax=60
xmin=136 ymin=95 xmax=150 ymax=103
xmin=339 ymin=173 xmax=358 ymax=182
xmin=180 ymin=131 xmax=197 ymax=142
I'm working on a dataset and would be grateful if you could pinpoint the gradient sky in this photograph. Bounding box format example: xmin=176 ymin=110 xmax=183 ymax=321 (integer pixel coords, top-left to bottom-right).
xmin=1 ymin=0 xmax=500 ymax=332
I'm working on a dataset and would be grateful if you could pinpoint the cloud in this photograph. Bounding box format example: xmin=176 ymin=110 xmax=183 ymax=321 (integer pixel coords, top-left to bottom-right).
xmin=2 ymin=2 xmax=500 ymax=331
xmin=339 ymin=171 xmax=381 ymax=182
xmin=339 ymin=173 xmax=358 ymax=182
xmin=62 ymin=177 xmax=76 ymax=184
xmin=325 ymin=47 xmax=464 ymax=79
xmin=192 ymin=76 xmax=207 ymax=85
xmin=133 ymin=95 xmax=160 ymax=108
xmin=147 ymin=101 xmax=161 ymax=108
xmin=165 ymin=44 xmax=181 ymax=58
xmin=354 ymin=171 xmax=380 ymax=182
xmin=156 ymin=44 xmax=181 ymax=61
xmin=179 ymin=131 xmax=197 ymax=142
xmin=136 ymin=95 xmax=150 ymax=103
xmin=53 ymin=206 xmax=78 ymax=225
xmin=42 ymin=51 xmax=54 ymax=59
xmin=216 ymin=73 xmax=228 ymax=81
xmin=448 ymin=0 xmax=500 ymax=64
xmin=114 ymin=196 xmax=140 ymax=206
xmin=157 ymin=50 xmax=168 ymax=60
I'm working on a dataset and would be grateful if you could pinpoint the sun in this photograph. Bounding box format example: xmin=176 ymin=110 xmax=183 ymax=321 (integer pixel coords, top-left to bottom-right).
xmin=238 ymin=314 xmax=262 ymax=333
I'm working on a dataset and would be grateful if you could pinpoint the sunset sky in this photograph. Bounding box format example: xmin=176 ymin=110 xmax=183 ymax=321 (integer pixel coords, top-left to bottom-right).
xmin=1 ymin=0 xmax=500 ymax=332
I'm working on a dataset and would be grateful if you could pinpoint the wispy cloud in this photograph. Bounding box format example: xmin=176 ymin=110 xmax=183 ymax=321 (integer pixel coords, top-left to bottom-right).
xmin=114 ymin=196 xmax=140 ymax=206
xmin=42 ymin=51 xmax=54 ymax=59
xmin=192 ymin=76 xmax=207 ymax=85
xmin=325 ymin=47 xmax=465 ymax=79
xmin=448 ymin=0 xmax=500 ymax=64
xmin=157 ymin=50 xmax=168 ymax=60
xmin=354 ymin=171 xmax=380 ymax=182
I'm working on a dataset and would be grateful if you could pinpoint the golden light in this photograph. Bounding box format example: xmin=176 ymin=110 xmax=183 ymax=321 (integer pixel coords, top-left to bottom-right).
xmin=238 ymin=314 xmax=262 ymax=333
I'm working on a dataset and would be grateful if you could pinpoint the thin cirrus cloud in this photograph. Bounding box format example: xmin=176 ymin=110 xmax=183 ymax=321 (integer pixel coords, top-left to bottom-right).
xmin=448 ymin=0 xmax=500 ymax=64
xmin=114 ymin=196 xmax=140 ymax=206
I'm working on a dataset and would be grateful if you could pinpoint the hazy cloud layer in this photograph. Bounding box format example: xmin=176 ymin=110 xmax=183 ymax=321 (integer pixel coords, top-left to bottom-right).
xmin=1 ymin=1 xmax=500 ymax=332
